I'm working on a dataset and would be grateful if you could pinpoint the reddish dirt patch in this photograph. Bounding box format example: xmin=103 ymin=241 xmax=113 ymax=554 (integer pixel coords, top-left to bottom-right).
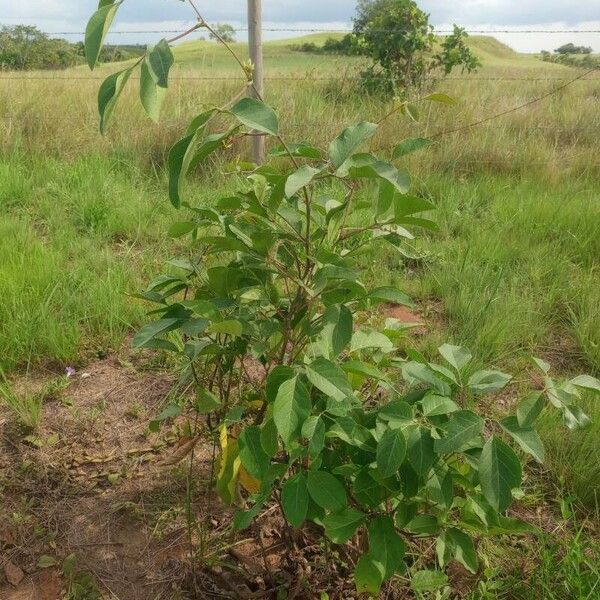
xmin=379 ymin=303 xmax=427 ymax=335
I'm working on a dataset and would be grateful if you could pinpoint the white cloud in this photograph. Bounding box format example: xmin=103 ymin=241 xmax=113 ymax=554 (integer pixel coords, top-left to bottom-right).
xmin=1 ymin=0 xmax=598 ymax=51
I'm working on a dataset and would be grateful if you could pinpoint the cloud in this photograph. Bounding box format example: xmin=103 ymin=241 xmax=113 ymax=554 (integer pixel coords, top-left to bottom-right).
xmin=421 ymin=0 xmax=598 ymax=26
xmin=2 ymin=0 xmax=597 ymax=27
xmin=2 ymin=1 xmax=598 ymax=51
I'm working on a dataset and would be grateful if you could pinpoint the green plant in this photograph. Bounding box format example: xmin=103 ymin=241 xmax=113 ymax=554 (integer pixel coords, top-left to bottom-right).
xmin=209 ymin=23 xmax=236 ymax=44
xmin=62 ymin=553 xmax=101 ymax=600
xmin=0 ymin=372 xmax=42 ymax=432
xmin=84 ymin=1 xmax=599 ymax=594
xmin=353 ymin=0 xmax=480 ymax=97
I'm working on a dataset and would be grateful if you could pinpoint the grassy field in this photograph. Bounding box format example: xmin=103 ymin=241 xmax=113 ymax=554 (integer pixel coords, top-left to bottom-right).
xmin=1 ymin=34 xmax=599 ymax=597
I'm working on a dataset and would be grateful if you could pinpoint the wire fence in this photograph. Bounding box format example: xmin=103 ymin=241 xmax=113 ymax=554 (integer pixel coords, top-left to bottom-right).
xmin=35 ymin=28 xmax=600 ymax=35
xmin=1 ymin=24 xmax=598 ymax=161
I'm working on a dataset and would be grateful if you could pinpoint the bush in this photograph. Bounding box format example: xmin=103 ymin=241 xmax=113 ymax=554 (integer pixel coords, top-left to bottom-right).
xmin=84 ymin=1 xmax=600 ymax=594
xmin=0 ymin=25 xmax=80 ymax=70
xmin=353 ymin=0 xmax=480 ymax=97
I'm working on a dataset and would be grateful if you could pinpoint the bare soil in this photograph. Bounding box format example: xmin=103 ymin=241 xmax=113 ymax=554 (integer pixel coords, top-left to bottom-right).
xmin=0 ymin=356 xmax=383 ymax=599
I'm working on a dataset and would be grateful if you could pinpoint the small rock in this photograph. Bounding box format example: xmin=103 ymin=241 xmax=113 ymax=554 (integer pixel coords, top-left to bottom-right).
xmin=4 ymin=560 xmax=24 ymax=586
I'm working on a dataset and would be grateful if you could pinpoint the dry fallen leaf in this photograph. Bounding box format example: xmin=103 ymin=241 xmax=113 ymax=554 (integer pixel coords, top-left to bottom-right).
xmin=4 ymin=560 xmax=24 ymax=586
xmin=156 ymin=436 xmax=201 ymax=467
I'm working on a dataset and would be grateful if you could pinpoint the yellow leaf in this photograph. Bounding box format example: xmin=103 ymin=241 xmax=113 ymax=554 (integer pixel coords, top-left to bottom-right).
xmin=216 ymin=424 xmax=241 ymax=505
xmin=239 ymin=466 xmax=261 ymax=494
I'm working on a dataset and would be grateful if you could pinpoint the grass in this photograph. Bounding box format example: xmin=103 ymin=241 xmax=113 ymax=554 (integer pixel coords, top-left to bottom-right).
xmin=0 ymin=32 xmax=599 ymax=595
xmin=0 ymin=152 xmax=174 ymax=371
xmin=0 ymin=374 xmax=42 ymax=431
xmin=467 ymin=527 xmax=600 ymax=599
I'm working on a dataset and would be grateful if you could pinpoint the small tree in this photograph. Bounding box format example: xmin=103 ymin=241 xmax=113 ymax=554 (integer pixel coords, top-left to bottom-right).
xmin=555 ymin=43 xmax=592 ymax=55
xmin=209 ymin=23 xmax=236 ymax=43
xmin=83 ymin=1 xmax=599 ymax=595
xmin=353 ymin=0 xmax=480 ymax=97
xmin=0 ymin=25 xmax=80 ymax=70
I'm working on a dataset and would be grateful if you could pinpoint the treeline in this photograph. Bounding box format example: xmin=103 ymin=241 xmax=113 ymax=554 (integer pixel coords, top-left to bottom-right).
xmin=540 ymin=42 xmax=599 ymax=69
xmin=288 ymin=34 xmax=363 ymax=56
xmin=0 ymin=25 xmax=145 ymax=71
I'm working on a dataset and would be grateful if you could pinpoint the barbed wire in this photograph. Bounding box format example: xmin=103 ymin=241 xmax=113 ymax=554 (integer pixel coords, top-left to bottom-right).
xmin=1 ymin=74 xmax=598 ymax=82
xmin=35 ymin=28 xmax=600 ymax=36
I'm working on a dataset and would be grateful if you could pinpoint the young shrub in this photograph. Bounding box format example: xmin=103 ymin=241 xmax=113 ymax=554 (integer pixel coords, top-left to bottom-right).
xmin=84 ymin=2 xmax=599 ymax=594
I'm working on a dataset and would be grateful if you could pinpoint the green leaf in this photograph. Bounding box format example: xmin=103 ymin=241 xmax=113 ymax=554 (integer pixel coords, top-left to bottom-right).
xmin=167 ymin=221 xmax=196 ymax=237
xmin=405 ymin=514 xmax=440 ymax=536
xmin=147 ymin=38 xmax=174 ymax=88
xmin=438 ymin=344 xmax=472 ymax=371
xmin=305 ymin=357 xmax=354 ymax=402
xmin=392 ymin=137 xmax=433 ymax=159
xmin=133 ymin=318 xmax=184 ymax=348
xmin=266 ymin=366 xmax=295 ymax=404
xmin=354 ymin=554 xmax=384 ymax=596
xmin=425 ymin=92 xmax=457 ymax=105
xmin=317 ymin=304 xmax=353 ymax=358
xmin=234 ymin=495 xmax=267 ymax=531
xmin=98 ymin=66 xmax=134 ymax=134
xmin=322 ymin=508 xmax=365 ymax=544
xmin=306 ymin=471 xmax=347 ymax=511
xmin=238 ymin=426 xmax=270 ymax=479
xmin=479 ymin=436 xmax=522 ymax=512
xmin=350 ymin=330 xmax=394 ymax=353
xmin=407 ymin=427 xmax=435 ymax=475
xmin=140 ymin=59 xmax=166 ymax=123
xmin=207 ymin=320 xmax=243 ymax=337
xmin=446 ymin=528 xmax=478 ymax=573
xmin=260 ymin=419 xmax=279 ymax=457
xmin=85 ymin=1 xmax=122 ymax=69
xmin=500 ymin=416 xmax=545 ymax=463
xmin=569 ymin=374 xmax=600 ymax=393
xmin=167 ymin=133 xmax=195 ymax=208
xmin=562 ymin=403 xmax=591 ymax=430
xmin=532 ymin=356 xmax=551 ymax=373
xmin=327 ymin=416 xmax=374 ymax=450
xmin=342 ymin=360 xmax=386 ymax=381
xmin=195 ymin=388 xmax=221 ymax=414
xmin=285 ymin=165 xmax=320 ymax=198
xmin=303 ymin=416 xmax=326 ymax=458
xmin=270 ymin=142 xmax=321 ymax=159
xmin=421 ymin=394 xmax=460 ymax=417
xmin=402 ymin=361 xmax=451 ymax=395
xmin=329 ymin=122 xmax=378 ymax=168
xmin=230 ymin=97 xmax=278 ymax=135
xmin=37 ymin=555 xmax=58 ymax=568
xmin=368 ymin=286 xmax=412 ymax=306
xmin=168 ymin=129 xmax=229 ymax=208
xmin=516 ymin=392 xmax=545 ymax=428
xmin=468 ymin=370 xmax=512 ymax=395
xmin=347 ymin=156 xmax=411 ymax=194
xmin=368 ymin=516 xmax=405 ymax=579
xmin=411 ymin=570 xmax=448 ymax=592
xmin=376 ymin=428 xmax=407 ymax=478
xmin=273 ymin=376 xmax=311 ymax=446
xmin=434 ymin=410 xmax=484 ymax=454
xmin=281 ymin=473 xmax=309 ymax=528
xmin=378 ymin=399 xmax=412 ymax=422
xmin=353 ymin=469 xmax=388 ymax=508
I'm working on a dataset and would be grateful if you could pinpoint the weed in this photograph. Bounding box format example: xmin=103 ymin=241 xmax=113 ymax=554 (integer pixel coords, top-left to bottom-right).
xmin=0 ymin=373 xmax=42 ymax=431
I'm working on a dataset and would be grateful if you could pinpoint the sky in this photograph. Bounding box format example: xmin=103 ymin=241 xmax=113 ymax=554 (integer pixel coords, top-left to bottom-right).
xmin=1 ymin=0 xmax=599 ymax=53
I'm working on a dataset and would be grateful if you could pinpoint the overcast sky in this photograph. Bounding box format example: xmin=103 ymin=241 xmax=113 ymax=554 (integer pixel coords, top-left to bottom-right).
xmin=2 ymin=0 xmax=599 ymax=52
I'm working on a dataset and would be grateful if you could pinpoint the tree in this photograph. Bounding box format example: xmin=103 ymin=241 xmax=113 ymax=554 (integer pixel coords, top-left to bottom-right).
xmin=83 ymin=1 xmax=599 ymax=595
xmin=209 ymin=23 xmax=236 ymax=43
xmin=0 ymin=25 xmax=80 ymax=70
xmin=353 ymin=0 xmax=480 ymax=97
xmin=555 ymin=43 xmax=592 ymax=55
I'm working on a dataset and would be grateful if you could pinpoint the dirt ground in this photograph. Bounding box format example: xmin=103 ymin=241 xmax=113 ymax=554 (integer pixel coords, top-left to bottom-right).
xmin=0 ymin=305 xmax=564 ymax=600
xmin=0 ymin=355 xmax=373 ymax=600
